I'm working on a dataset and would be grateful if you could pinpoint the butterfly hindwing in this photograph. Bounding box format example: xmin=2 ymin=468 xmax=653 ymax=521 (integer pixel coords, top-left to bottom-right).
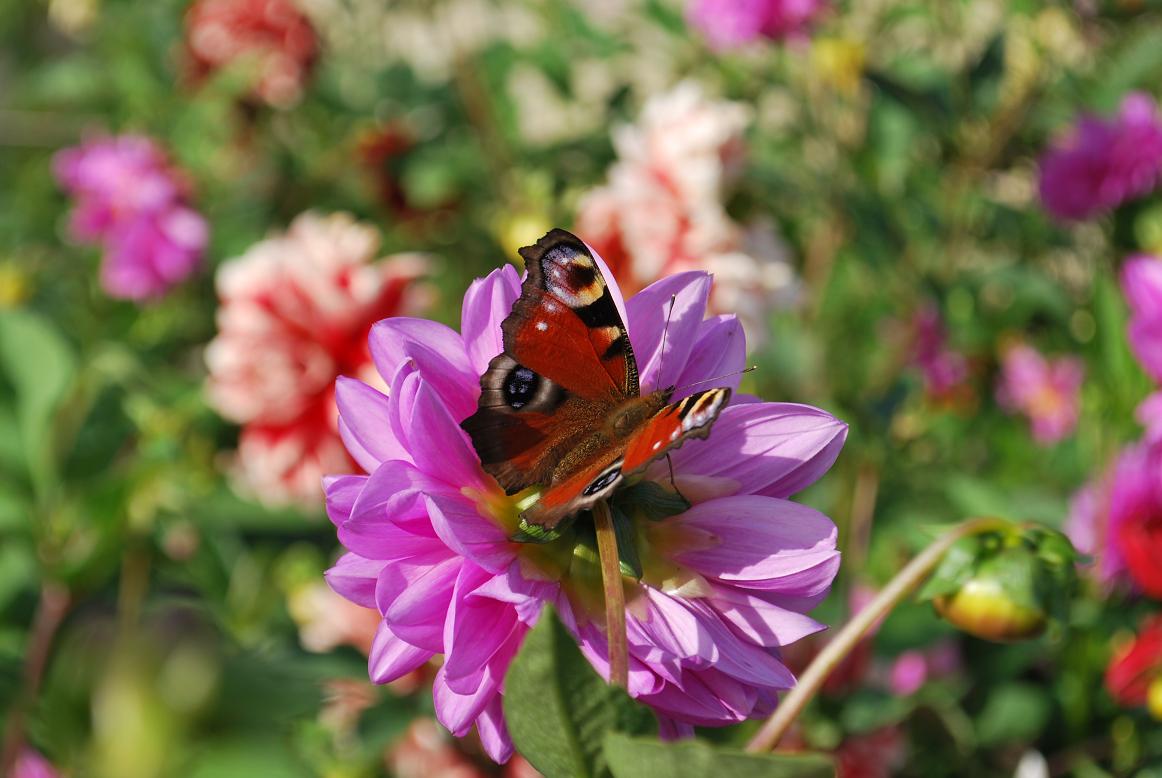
xmin=519 ymin=387 xmax=731 ymax=530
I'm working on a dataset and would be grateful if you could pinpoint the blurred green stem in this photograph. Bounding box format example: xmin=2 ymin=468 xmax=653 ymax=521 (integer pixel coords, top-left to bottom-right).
xmin=593 ymin=500 xmax=629 ymax=690
xmin=0 ymin=581 xmax=70 ymax=773
xmin=745 ymin=516 xmax=1010 ymax=754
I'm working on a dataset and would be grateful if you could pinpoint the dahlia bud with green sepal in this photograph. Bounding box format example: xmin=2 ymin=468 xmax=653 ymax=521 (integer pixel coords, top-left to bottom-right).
xmin=920 ymin=523 xmax=1079 ymax=642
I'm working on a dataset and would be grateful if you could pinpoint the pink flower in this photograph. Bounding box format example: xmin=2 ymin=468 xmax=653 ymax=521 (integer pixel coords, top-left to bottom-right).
xmin=324 ymin=255 xmax=847 ymax=761
xmin=575 ymin=83 xmax=796 ymax=345
xmin=10 ymin=749 xmax=59 ymax=778
xmin=1122 ymin=255 xmax=1162 ymax=383
xmin=1038 ymin=92 xmax=1162 ymax=221
xmin=996 ymin=344 xmax=1084 ymax=445
xmin=910 ymin=304 xmax=969 ymax=399
xmin=887 ymin=641 xmax=960 ymax=696
xmin=686 ymin=0 xmax=827 ymax=50
xmin=184 ymin=0 xmax=318 ymax=108
xmin=205 ymin=212 xmax=429 ymax=507
xmin=53 ymin=135 xmax=207 ymax=301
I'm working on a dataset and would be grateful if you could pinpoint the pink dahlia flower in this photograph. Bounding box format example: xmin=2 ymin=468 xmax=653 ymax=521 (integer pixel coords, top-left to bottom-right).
xmin=575 ymin=83 xmax=797 ymax=346
xmin=1038 ymin=92 xmax=1162 ymax=221
xmin=323 ymin=258 xmax=847 ymax=761
xmin=686 ymin=0 xmax=827 ymax=50
xmin=1122 ymin=255 xmax=1162 ymax=383
xmin=205 ymin=211 xmax=429 ymax=507
xmin=995 ymin=343 xmax=1084 ymax=445
xmin=184 ymin=0 xmax=318 ymax=109
xmin=53 ymin=135 xmax=207 ymax=301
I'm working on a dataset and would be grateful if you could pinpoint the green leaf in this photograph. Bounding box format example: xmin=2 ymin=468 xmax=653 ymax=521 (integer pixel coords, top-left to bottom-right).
xmin=504 ymin=607 xmax=655 ymax=778
xmin=603 ymin=734 xmax=836 ymax=778
xmin=0 ymin=309 xmax=76 ymax=489
xmin=975 ymin=683 xmax=1052 ymax=746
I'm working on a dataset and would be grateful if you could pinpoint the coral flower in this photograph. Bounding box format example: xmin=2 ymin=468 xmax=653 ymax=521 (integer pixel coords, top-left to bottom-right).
xmin=1122 ymin=255 xmax=1162 ymax=384
xmin=686 ymin=0 xmax=828 ymax=50
xmin=995 ymin=343 xmax=1084 ymax=445
xmin=1106 ymin=615 xmax=1162 ymax=719
xmin=1038 ymin=92 xmax=1162 ymax=221
xmin=324 ymin=250 xmax=846 ymax=761
xmin=53 ymin=135 xmax=207 ymax=301
xmin=205 ymin=212 xmax=429 ymax=507
xmin=184 ymin=0 xmax=318 ymax=108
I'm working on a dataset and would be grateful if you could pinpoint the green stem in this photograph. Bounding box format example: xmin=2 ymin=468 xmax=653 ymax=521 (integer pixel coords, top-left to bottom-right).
xmin=744 ymin=517 xmax=1009 ymax=753
xmin=593 ymin=500 xmax=629 ymax=690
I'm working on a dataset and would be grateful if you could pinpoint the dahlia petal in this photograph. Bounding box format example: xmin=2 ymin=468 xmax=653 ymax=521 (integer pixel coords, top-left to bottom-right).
xmin=324 ymin=552 xmax=385 ymax=609
xmin=408 ymin=383 xmax=489 ymax=491
xmin=380 ymin=555 xmax=461 ymax=652
xmin=461 ymin=264 xmax=522 ymax=376
xmin=339 ymin=462 xmax=434 ymax=558
xmin=433 ymin=664 xmax=500 ymax=737
xmin=335 ymin=377 xmax=407 ymax=469
xmin=338 ymin=418 xmax=381 ymax=474
xmin=657 ymin=716 xmax=696 ymax=740
xmin=707 ymin=584 xmax=827 ymax=646
xmin=680 ymin=598 xmax=796 ymax=689
xmin=476 ymin=695 xmax=515 ymax=763
xmin=671 ymin=315 xmax=747 ymax=400
xmin=671 ymin=403 xmax=847 ymax=498
xmin=369 ymin=318 xmax=477 ymax=417
xmin=672 ymin=495 xmax=839 ymax=590
xmin=443 ymin=566 xmax=522 ymax=694
xmin=626 ymin=272 xmax=713 ymax=392
xmin=323 ymin=474 xmax=366 ymax=527
xmin=368 ymin=624 xmax=434 ymax=684
xmin=636 ymin=587 xmax=718 ymax=662
xmin=426 ymin=493 xmax=515 ymax=573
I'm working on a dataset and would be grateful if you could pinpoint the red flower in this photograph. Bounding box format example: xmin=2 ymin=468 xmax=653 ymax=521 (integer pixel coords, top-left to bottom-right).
xmin=205 ymin=212 xmax=429 ymax=506
xmin=1106 ymin=616 xmax=1162 ymax=710
xmin=1117 ymin=507 xmax=1162 ymax=599
xmin=184 ymin=0 xmax=317 ymax=108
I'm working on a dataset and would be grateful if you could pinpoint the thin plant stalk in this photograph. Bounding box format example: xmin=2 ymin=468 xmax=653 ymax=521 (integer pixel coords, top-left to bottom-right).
xmin=593 ymin=500 xmax=629 ymax=690
xmin=745 ymin=517 xmax=1009 ymax=753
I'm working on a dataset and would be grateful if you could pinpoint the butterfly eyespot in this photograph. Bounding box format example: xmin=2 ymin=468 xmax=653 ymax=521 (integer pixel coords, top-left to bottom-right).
xmin=582 ymin=464 xmax=622 ymax=497
xmin=504 ymin=365 xmax=540 ymax=409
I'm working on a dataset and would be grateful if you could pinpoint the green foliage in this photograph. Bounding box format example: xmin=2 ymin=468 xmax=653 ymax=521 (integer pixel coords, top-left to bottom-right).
xmin=603 ymin=734 xmax=836 ymax=778
xmin=504 ymin=607 xmax=655 ymax=778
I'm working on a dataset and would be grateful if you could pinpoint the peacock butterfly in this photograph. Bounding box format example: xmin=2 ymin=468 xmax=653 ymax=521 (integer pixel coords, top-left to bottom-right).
xmin=461 ymin=228 xmax=730 ymax=531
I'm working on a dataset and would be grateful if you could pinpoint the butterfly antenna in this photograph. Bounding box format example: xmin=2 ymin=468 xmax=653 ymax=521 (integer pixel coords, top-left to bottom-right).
xmin=672 ymin=365 xmax=758 ymax=392
xmin=657 ymin=295 xmax=677 ymax=384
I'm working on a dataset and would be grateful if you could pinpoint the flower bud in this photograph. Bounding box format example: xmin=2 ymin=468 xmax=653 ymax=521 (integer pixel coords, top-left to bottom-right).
xmin=923 ymin=524 xmax=1078 ymax=642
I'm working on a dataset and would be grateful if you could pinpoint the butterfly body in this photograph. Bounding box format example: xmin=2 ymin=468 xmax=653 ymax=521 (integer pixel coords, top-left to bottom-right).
xmin=461 ymin=229 xmax=729 ymax=531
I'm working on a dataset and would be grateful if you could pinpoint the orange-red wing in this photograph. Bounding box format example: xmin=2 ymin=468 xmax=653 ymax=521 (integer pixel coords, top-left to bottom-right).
xmin=520 ymin=388 xmax=731 ymax=530
xmin=621 ymin=388 xmax=731 ymax=473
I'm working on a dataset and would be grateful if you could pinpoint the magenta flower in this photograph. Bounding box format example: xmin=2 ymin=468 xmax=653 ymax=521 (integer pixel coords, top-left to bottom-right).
xmin=53 ymin=135 xmax=207 ymax=301
xmin=323 ymin=259 xmax=847 ymax=761
xmin=1067 ymin=439 xmax=1162 ymax=597
xmin=995 ymin=344 xmax=1084 ymax=445
xmin=686 ymin=0 xmax=827 ymax=49
xmin=1038 ymin=92 xmax=1162 ymax=221
xmin=910 ymin=304 xmax=969 ymax=399
xmin=1122 ymin=255 xmax=1162 ymax=383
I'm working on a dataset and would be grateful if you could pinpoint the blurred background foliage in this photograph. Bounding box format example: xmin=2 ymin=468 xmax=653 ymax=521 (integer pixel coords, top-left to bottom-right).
xmin=2 ymin=0 xmax=1162 ymax=775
